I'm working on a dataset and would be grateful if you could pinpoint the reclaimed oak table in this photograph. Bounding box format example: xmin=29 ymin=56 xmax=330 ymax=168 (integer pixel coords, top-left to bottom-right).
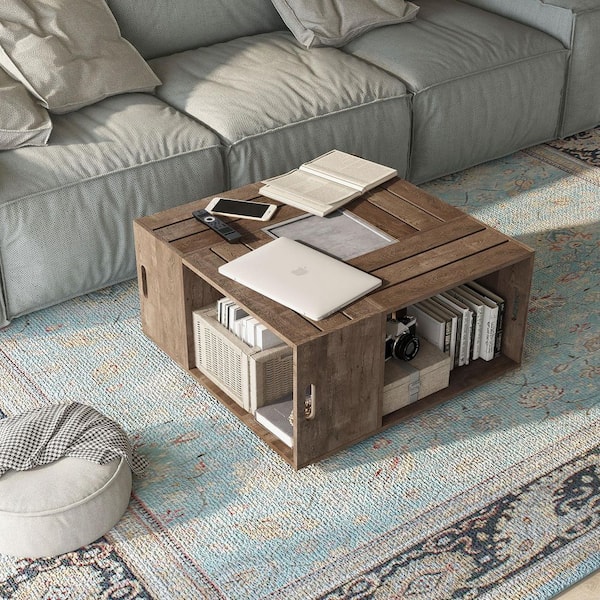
xmin=133 ymin=178 xmax=534 ymax=469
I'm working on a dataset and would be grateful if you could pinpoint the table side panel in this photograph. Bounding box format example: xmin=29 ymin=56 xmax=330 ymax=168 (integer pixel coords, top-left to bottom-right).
xmin=478 ymin=252 xmax=535 ymax=364
xmin=134 ymin=222 xmax=196 ymax=368
xmin=293 ymin=312 xmax=385 ymax=468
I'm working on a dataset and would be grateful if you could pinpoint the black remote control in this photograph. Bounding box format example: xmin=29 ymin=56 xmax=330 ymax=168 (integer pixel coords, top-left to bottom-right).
xmin=193 ymin=209 xmax=242 ymax=243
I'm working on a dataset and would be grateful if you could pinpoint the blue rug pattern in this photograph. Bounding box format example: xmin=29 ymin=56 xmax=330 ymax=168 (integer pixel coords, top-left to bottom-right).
xmin=0 ymin=129 xmax=598 ymax=599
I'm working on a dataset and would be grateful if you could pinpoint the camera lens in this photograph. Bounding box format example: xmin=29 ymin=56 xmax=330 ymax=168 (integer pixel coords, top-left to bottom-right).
xmin=392 ymin=334 xmax=420 ymax=361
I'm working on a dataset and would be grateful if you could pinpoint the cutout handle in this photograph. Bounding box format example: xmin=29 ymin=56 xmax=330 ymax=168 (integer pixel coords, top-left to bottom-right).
xmin=140 ymin=265 xmax=148 ymax=298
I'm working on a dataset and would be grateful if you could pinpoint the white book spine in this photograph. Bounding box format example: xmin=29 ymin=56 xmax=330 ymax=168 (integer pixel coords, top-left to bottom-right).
xmin=479 ymin=304 xmax=498 ymax=361
xmin=449 ymin=287 xmax=484 ymax=361
xmin=466 ymin=281 xmax=505 ymax=357
xmin=439 ymin=292 xmax=473 ymax=366
xmin=434 ymin=295 xmax=467 ymax=367
xmin=409 ymin=304 xmax=446 ymax=352
xmin=428 ymin=297 xmax=458 ymax=369
xmin=255 ymin=324 xmax=284 ymax=350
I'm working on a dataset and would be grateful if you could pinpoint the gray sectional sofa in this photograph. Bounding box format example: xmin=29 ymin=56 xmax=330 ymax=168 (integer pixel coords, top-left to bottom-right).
xmin=1 ymin=0 xmax=599 ymax=327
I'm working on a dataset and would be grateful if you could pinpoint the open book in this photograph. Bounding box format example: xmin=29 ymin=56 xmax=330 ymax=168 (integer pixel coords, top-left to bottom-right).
xmin=259 ymin=150 xmax=397 ymax=217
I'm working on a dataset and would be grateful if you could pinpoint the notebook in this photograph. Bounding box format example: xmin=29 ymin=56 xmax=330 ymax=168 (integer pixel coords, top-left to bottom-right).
xmin=218 ymin=237 xmax=382 ymax=320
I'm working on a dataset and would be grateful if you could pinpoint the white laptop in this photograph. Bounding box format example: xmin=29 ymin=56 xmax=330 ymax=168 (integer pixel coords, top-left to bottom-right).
xmin=218 ymin=237 xmax=382 ymax=320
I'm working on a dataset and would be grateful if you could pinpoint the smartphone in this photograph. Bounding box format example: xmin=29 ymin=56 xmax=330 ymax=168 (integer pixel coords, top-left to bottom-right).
xmin=206 ymin=197 xmax=277 ymax=221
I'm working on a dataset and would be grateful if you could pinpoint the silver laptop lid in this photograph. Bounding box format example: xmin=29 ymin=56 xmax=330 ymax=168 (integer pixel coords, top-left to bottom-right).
xmin=218 ymin=237 xmax=382 ymax=320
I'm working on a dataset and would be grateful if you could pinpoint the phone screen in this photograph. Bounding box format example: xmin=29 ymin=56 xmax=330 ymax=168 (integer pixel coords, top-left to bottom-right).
xmin=211 ymin=198 xmax=271 ymax=219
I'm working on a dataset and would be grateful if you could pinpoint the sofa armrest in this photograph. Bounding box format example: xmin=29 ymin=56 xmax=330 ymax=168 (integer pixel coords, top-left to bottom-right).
xmin=461 ymin=0 xmax=600 ymax=136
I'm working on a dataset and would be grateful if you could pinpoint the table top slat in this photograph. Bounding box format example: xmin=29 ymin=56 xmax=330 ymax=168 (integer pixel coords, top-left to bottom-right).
xmin=383 ymin=179 xmax=465 ymax=221
xmin=372 ymin=228 xmax=509 ymax=285
xmin=349 ymin=217 xmax=485 ymax=272
xmin=364 ymin=188 xmax=446 ymax=231
xmin=369 ymin=241 xmax=529 ymax=310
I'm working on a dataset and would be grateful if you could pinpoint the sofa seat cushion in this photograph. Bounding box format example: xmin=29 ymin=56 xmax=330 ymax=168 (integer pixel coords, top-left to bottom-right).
xmin=344 ymin=0 xmax=568 ymax=182
xmin=150 ymin=31 xmax=412 ymax=188
xmin=0 ymin=457 xmax=131 ymax=558
xmin=0 ymin=94 xmax=225 ymax=324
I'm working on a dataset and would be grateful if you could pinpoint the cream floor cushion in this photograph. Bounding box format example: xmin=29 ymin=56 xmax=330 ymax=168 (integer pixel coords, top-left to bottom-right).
xmin=0 ymin=456 xmax=132 ymax=558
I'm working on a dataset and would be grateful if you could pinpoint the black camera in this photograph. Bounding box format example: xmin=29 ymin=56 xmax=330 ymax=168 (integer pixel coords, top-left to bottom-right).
xmin=385 ymin=315 xmax=420 ymax=361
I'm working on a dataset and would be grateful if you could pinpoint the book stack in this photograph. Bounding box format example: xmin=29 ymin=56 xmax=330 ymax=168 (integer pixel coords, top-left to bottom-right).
xmin=408 ymin=281 xmax=505 ymax=369
xmin=259 ymin=149 xmax=397 ymax=217
xmin=216 ymin=297 xmax=284 ymax=350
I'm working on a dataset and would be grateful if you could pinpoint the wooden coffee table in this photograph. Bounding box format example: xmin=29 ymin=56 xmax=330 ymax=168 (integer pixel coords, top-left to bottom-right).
xmin=133 ymin=178 xmax=534 ymax=469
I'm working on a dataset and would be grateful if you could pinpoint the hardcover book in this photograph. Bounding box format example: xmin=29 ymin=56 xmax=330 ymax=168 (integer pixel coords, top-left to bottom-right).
xmin=460 ymin=284 xmax=499 ymax=361
xmin=447 ymin=286 xmax=484 ymax=360
xmin=466 ymin=281 xmax=505 ymax=358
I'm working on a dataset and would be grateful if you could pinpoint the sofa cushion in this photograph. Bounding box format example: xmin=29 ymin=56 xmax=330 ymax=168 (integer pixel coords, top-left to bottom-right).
xmin=270 ymin=0 xmax=419 ymax=48
xmin=0 ymin=94 xmax=225 ymax=322
xmin=0 ymin=69 xmax=51 ymax=150
xmin=150 ymin=31 xmax=412 ymax=188
xmin=106 ymin=0 xmax=286 ymax=60
xmin=344 ymin=0 xmax=568 ymax=182
xmin=0 ymin=0 xmax=161 ymax=114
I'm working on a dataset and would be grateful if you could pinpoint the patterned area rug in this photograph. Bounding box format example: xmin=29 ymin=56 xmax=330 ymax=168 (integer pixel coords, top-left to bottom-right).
xmin=0 ymin=128 xmax=598 ymax=599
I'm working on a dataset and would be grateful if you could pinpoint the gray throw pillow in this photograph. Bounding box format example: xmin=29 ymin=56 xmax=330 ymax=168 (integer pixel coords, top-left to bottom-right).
xmin=0 ymin=69 xmax=52 ymax=150
xmin=270 ymin=0 xmax=419 ymax=48
xmin=0 ymin=0 xmax=161 ymax=114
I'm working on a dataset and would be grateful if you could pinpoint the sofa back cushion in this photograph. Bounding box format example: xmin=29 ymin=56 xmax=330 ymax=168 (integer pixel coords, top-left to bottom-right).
xmin=0 ymin=69 xmax=52 ymax=150
xmin=106 ymin=0 xmax=286 ymax=59
xmin=0 ymin=0 xmax=161 ymax=114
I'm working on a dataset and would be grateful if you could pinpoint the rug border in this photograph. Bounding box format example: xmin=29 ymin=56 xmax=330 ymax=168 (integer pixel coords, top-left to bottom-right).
xmin=262 ymin=421 xmax=600 ymax=599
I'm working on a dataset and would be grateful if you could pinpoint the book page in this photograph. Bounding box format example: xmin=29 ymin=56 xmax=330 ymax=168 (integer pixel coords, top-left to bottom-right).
xmin=300 ymin=150 xmax=397 ymax=191
xmin=262 ymin=169 xmax=359 ymax=206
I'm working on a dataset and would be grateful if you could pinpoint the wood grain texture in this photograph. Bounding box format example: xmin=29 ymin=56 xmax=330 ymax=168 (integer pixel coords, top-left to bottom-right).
xmin=133 ymin=177 xmax=535 ymax=468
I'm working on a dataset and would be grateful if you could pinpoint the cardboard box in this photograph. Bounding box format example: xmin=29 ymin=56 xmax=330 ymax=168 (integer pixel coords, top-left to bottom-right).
xmin=383 ymin=339 xmax=451 ymax=415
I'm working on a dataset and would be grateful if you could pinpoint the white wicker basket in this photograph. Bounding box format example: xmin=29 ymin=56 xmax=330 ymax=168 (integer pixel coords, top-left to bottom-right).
xmin=193 ymin=307 xmax=293 ymax=413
